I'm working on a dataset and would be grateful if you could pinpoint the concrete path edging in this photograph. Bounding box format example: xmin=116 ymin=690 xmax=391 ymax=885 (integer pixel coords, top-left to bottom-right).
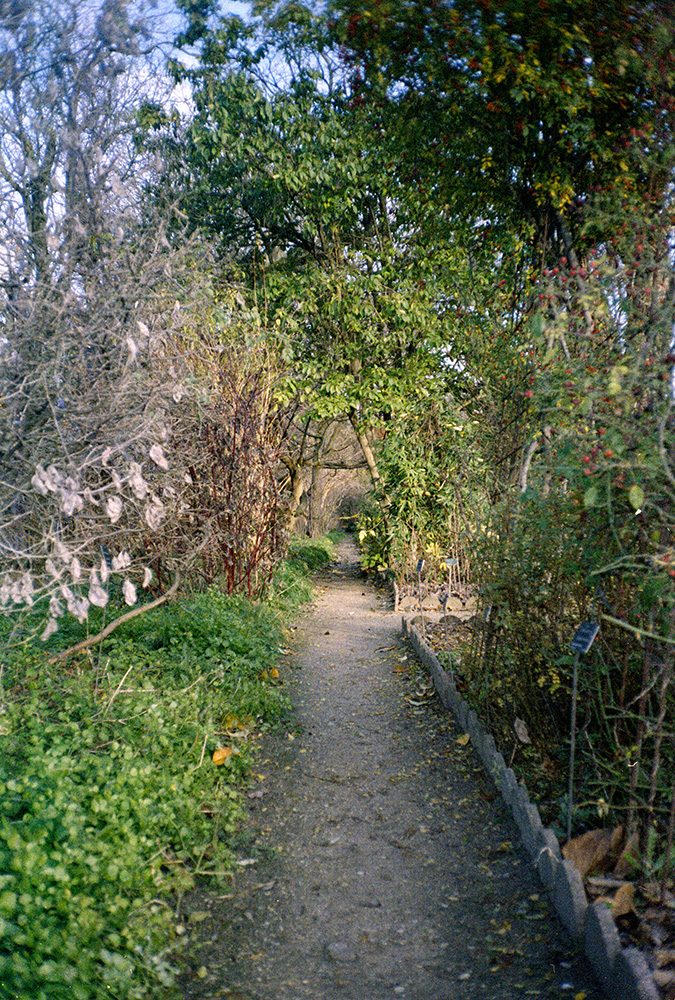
xmin=402 ymin=616 xmax=660 ymax=1000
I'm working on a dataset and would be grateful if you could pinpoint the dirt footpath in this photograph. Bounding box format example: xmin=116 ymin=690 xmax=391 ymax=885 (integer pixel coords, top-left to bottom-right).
xmin=180 ymin=539 xmax=603 ymax=1000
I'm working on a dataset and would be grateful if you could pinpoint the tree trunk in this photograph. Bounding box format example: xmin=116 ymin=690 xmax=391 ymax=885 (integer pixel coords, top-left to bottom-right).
xmin=308 ymin=464 xmax=325 ymax=537
xmin=348 ymin=411 xmax=381 ymax=489
xmin=348 ymin=410 xmax=390 ymax=531
xmin=287 ymin=466 xmax=305 ymax=533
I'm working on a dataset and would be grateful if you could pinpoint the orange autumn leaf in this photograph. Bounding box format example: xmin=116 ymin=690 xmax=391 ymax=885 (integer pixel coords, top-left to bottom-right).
xmin=563 ymin=826 xmax=624 ymax=879
xmin=212 ymin=746 xmax=234 ymax=765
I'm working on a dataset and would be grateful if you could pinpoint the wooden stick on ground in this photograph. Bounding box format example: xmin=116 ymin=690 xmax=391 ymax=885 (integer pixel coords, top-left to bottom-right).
xmin=50 ymin=573 xmax=181 ymax=664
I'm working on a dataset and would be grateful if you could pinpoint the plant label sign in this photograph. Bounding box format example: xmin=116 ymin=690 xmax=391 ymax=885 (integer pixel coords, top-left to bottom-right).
xmin=570 ymin=621 xmax=599 ymax=655
xmin=416 ymin=559 xmax=425 ymax=575
xmin=445 ymin=557 xmax=458 ymax=567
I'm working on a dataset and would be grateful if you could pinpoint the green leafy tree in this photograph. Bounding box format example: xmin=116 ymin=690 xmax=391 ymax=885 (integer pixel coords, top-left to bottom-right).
xmin=160 ymin=1 xmax=462 ymax=517
xmin=334 ymin=0 xmax=674 ymax=256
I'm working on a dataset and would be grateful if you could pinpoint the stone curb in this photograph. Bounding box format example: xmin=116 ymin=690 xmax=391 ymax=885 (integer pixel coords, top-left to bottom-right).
xmin=402 ymin=616 xmax=660 ymax=1000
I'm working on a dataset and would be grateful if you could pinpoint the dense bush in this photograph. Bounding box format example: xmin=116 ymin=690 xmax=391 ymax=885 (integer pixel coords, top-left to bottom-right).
xmin=463 ymin=233 xmax=675 ymax=861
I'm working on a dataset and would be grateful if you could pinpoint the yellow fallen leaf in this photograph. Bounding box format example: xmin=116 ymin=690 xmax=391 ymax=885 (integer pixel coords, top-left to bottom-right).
xmin=270 ymin=667 xmax=280 ymax=679
xmin=456 ymin=733 xmax=471 ymax=746
xmin=212 ymin=746 xmax=233 ymax=765
xmin=575 ymin=993 xmax=587 ymax=1000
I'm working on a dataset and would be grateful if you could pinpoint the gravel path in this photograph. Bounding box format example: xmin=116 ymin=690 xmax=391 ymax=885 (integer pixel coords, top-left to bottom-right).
xmin=179 ymin=539 xmax=603 ymax=1000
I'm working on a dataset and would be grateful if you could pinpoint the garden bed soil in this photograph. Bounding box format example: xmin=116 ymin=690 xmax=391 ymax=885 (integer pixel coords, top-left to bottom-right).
xmin=420 ymin=612 xmax=675 ymax=1000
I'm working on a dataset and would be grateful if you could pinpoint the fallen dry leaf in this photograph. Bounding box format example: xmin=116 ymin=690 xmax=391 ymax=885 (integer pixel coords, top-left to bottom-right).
xmin=563 ymin=826 xmax=625 ymax=879
xmin=587 ymin=875 xmax=628 ymax=893
xmin=653 ymin=969 xmax=675 ymax=990
xmin=612 ymin=881 xmax=635 ymax=919
xmin=456 ymin=733 xmax=471 ymax=746
xmin=212 ymin=746 xmax=234 ymax=765
xmin=514 ymin=717 xmax=531 ymax=744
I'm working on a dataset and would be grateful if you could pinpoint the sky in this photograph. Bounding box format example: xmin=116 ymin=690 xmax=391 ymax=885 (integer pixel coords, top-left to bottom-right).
xmin=151 ymin=0 xmax=252 ymax=104
xmin=152 ymin=0 xmax=251 ymax=50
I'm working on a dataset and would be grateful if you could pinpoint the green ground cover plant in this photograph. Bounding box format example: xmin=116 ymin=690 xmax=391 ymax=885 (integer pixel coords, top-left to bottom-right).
xmin=0 ymin=535 xmax=335 ymax=1000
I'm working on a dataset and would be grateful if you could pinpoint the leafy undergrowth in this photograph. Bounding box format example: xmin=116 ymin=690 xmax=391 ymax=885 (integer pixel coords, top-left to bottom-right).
xmin=0 ymin=535 xmax=336 ymax=1000
xmin=430 ymin=620 xmax=566 ymax=823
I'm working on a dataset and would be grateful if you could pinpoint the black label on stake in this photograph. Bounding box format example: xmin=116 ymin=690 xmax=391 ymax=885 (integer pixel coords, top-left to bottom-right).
xmin=570 ymin=621 xmax=599 ymax=655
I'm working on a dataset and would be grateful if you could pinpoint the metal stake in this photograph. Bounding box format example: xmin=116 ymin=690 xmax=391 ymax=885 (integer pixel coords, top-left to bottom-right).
xmin=567 ymin=621 xmax=600 ymax=842
xmin=416 ymin=559 xmax=425 ymax=639
xmin=567 ymin=650 xmax=580 ymax=844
